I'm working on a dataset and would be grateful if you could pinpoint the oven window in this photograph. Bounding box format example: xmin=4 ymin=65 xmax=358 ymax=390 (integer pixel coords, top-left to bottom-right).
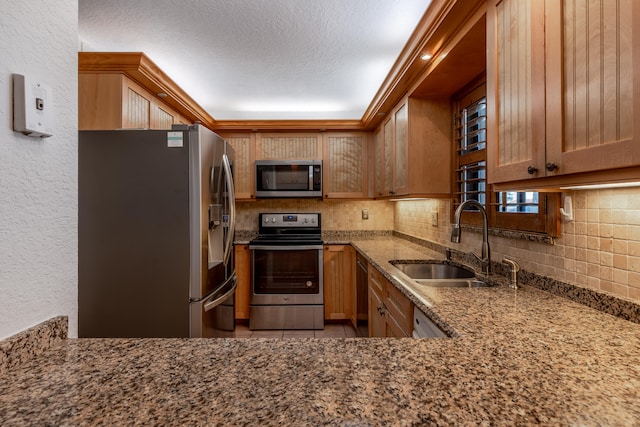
xmin=252 ymin=248 xmax=320 ymax=294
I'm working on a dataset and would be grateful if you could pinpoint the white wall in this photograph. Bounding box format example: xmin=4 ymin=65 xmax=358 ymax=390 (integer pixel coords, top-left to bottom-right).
xmin=0 ymin=0 xmax=78 ymax=339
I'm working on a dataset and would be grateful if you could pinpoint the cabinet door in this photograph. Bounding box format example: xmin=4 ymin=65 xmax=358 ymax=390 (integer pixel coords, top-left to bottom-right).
xmin=323 ymin=133 xmax=368 ymax=199
xmin=393 ymin=103 xmax=409 ymax=195
xmin=385 ymin=312 xmax=410 ymax=338
xmin=122 ymin=77 xmax=152 ymax=129
xmin=384 ymin=282 xmax=413 ymax=336
xmin=256 ymin=133 xmax=322 ymax=159
xmin=545 ymin=0 xmax=640 ymax=175
xmin=367 ymin=267 xmax=387 ymax=337
xmin=234 ymin=245 xmax=251 ymax=320
xmin=487 ymin=0 xmax=546 ymax=183
xmin=323 ymin=245 xmax=355 ymax=320
xmin=224 ymin=133 xmax=256 ymax=200
xmin=368 ymin=282 xmax=386 ymax=337
xmin=382 ymin=118 xmax=395 ymax=196
xmin=373 ymin=127 xmax=386 ymax=197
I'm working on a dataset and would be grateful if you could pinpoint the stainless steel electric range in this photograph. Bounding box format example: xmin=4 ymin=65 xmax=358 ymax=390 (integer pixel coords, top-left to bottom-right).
xmin=248 ymin=213 xmax=324 ymax=330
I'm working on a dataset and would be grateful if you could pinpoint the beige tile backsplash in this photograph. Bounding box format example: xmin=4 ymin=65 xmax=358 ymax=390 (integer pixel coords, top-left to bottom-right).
xmin=393 ymin=188 xmax=640 ymax=304
xmin=236 ymin=199 xmax=394 ymax=231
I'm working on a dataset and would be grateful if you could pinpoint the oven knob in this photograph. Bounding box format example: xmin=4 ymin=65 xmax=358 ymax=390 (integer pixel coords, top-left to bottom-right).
xmin=271 ymin=217 xmax=277 ymax=223
xmin=304 ymin=218 xmax=309 ymax=223
xmin=311 ymin=218 xmax=316 ymax=224
xmin=306 ymin=281 xmax=313 ymax=287
xmin=263 ymin=217 xmax=269 ymax=223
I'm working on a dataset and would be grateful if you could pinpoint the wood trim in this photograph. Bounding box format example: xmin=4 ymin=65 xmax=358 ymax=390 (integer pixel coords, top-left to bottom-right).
xmin=79 ymin=52 xmax=215 ymax=129
xmin=212 ymin=119 xmax=365 ymax=132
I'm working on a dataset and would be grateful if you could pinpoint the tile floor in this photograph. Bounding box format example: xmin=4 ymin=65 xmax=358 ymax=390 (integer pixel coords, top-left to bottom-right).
xmin=234 ymin=322 xmax=367 ymax=338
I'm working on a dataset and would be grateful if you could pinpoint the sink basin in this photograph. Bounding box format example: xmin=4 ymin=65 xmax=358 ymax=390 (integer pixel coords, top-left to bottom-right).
xmin=390 ymin=260 xmax=494 ymax=288
xmin=391 ymin=262 xmax=475 ymax=280
xmin=414 ymin=279 xmax=493 ymax=288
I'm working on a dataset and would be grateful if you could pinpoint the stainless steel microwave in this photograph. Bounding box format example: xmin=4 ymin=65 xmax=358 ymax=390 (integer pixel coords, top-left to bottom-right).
xmin=255 ymin=160 xmax=322 ymax=198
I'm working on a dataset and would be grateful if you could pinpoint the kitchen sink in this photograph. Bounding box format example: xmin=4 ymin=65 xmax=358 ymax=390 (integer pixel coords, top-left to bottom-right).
xmin=389 ymin=260 xmax=494 ymax=288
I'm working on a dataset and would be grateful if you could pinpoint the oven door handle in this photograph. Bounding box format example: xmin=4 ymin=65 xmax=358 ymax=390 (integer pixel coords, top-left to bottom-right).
xmin=203 ymin=274 xmax=237 ymax=312
xmin=249 ymin=244 xmax=324 ymax=251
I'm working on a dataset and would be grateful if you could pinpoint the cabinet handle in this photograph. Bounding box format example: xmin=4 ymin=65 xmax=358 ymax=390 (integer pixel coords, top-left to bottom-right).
xmin=546 ymin=162 xmax=558 ymax=172
xmin=389 ymin=191 xmax=395 ymax=195
xmin=527 ymin=165 xmax=538 ymax=175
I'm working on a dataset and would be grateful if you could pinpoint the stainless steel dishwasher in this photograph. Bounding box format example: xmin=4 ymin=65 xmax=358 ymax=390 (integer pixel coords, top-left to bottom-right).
xmin=355 ymin=253 xmax=369 ymax=335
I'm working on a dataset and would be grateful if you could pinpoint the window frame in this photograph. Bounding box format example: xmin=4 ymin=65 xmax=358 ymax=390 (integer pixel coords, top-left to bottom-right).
xmin=452 ymin=76 xmax=560 ymax=238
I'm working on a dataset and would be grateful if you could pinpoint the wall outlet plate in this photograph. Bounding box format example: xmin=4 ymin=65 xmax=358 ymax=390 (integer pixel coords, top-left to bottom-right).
xmin=430 ymin=211 xmax=438 ymax=226
xmin=362 ymin=209 xmax=369 ymax=220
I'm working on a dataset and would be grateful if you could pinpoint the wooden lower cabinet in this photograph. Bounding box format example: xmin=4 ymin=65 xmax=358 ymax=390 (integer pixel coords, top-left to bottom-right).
xmin=368 ymin=267 xmax=386 ymax=337
xmin=368 ymin=265 xmax=413 ymax=337
xmin=234 ymin=244 xmax=251 ymax=320
xmin=323 ymin=245 xmax=355 ymax=322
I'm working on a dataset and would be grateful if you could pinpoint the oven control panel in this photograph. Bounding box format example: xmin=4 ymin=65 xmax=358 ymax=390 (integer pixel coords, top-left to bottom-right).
xmin=259 ymin=213 xmax=320 ymax=228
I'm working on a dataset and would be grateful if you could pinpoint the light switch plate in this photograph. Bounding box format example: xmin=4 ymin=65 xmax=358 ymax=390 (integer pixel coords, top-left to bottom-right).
xmin=430 ymin=211 xmax=438 ymax=226
xmin=13 ymin=74 xmax=53 ymax=138
xmin=362 ymin=209 xmax=369 ymax=220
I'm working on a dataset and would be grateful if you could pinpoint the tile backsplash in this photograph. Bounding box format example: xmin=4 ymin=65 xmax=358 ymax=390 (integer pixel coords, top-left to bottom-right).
xmin=236 ymin=199 xmax=394 ymax=231
xmin=394 ymin=188 xmax=640 ymax=304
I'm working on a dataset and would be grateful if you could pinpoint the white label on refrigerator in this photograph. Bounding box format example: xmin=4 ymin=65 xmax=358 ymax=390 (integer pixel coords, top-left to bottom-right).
xmin=167 ymin=132 xmax=183 ymax=148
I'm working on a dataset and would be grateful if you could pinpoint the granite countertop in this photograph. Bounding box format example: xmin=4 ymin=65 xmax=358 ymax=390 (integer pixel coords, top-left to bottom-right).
xmin=2 ymin=237 xmax=640 ymax=425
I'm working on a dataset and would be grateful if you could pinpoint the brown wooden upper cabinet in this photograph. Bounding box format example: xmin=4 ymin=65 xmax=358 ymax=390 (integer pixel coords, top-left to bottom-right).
xmin=323 ymin=133 xmax=369 ymax=199
xmin=79 ymin=73 xmax=190 ymax=130
xmin=487 ymin=0 xmax=640 ymax=188
xmin=78 ymin=53 xmax=214 ymax=131
xmin=222 ymin=133 xmax=256 ymax=201
xmin=255 ymin=133 xmax=323 ymax=160
xmin=374 ymin=97 xmax=451 ymax=198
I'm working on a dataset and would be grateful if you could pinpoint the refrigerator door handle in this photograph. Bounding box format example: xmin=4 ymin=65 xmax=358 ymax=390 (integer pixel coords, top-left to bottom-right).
xmin=221 ymin=153 xmax=236 ymax=267
xmin=203 ymin=274 xmax=237 ymax=312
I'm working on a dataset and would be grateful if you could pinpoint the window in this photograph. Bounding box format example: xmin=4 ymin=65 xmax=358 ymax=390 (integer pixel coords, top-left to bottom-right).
xmin=453 ymin=79 xmax=558 ymax=236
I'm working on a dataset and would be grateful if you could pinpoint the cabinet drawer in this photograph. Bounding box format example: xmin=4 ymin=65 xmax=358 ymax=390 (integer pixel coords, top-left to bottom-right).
xmin=368 ymin=266 xmax=385 ymax=296
xmin=384 ymin=282 xmax=413 ymax=335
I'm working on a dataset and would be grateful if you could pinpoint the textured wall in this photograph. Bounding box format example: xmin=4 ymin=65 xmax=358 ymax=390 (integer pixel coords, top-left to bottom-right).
xmin=236 ymin=200 xmax=394 ymax=231
xmin=0 ymin=0 xmax=78 ymax=339
xmin=394 ymin=188 xmax=640 ymax=304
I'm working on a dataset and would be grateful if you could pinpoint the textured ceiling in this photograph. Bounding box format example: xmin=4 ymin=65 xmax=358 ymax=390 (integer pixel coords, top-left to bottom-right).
xmin=78 ymin=0 xmax=431 ymax=120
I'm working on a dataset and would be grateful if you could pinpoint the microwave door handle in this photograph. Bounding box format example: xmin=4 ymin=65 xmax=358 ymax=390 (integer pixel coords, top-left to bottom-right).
xmin=221 ymin=153 xmax=236 ymax=267
xmin=308 ymin=165 xmax=313 ymax=190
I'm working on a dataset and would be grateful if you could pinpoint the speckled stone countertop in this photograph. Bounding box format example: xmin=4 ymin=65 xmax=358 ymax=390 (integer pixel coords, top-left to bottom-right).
xmin=2 ymin=237 xmax=640 ymax=425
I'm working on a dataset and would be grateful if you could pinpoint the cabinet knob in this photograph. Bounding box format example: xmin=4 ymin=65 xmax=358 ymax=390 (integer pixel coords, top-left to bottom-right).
xmin=527 ymin=165 xmax=538 ymax=175
xmin=546 ymin=162 xmax=558 ymax=172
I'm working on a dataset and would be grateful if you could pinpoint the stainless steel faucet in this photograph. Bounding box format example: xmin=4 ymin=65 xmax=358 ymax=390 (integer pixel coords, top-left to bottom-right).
xmin=502 ymin=258 xmax=520 ymax=289
xmin=451 ymin=200 xmax=491 ymax=275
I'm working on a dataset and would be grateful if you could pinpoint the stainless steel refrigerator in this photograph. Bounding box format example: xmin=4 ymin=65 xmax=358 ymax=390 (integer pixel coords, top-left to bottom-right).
xmin=79 ymin=125 xmax=236 ymax=337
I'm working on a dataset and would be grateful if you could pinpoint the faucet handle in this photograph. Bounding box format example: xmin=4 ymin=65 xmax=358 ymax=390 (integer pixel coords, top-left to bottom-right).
xmin=502 ymin=257 xmax=520 ymax=271
xmin=502 ymin=258 xmax=520 ymax=289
